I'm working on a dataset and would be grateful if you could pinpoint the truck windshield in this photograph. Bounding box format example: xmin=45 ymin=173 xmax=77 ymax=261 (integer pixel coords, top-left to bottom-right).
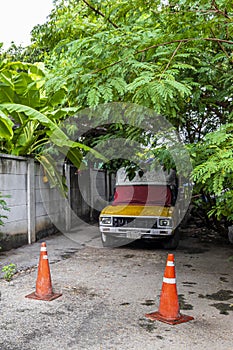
xmin=112 ymin=185 xmax=172 ymax=207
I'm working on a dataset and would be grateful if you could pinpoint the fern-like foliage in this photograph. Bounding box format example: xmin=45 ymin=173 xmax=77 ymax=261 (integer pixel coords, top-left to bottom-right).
xmin=192 ymin=124 xmax=233 ymax=220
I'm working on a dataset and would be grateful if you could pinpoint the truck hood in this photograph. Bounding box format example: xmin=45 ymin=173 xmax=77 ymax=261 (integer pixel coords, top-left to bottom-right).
xmin=100 ymin=205 xmax=174 ymax=217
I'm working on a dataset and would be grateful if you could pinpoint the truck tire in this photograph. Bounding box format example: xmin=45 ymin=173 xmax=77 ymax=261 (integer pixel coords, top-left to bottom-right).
xmin=228 ymin=226 xmax=233 ymax=244
xmin=101 ymin=232 xmax=117 ymax=247
xmin=162 ymin=229 xmax=180 ymax=250
xmin=101 ymin=232 xmax=132 ymax=248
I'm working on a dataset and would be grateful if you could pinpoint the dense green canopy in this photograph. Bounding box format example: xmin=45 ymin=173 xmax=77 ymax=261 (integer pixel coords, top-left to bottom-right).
xmin=1 ymin=0 xmax=233 ymax=227
xmin=29 ymin=0 xmax=232 ymax=140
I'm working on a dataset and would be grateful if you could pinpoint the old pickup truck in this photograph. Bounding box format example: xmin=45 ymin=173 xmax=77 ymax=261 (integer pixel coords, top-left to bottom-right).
xmin=99 ymin=167 xmax=180 ymax=249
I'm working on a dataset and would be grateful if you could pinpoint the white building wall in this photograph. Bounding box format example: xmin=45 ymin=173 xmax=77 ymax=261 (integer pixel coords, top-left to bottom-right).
xmin=0 ymin=155 xmax=28 ymax=235
xmin=0 ymin=154 xmax=113 ymax=250
xmin=0 ymin=154 xmax=64 ymax=249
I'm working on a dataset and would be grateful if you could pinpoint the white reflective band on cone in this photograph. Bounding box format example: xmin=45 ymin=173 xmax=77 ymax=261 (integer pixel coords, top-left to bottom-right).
xmin=43 ymin=255 xmax=48 ymax=260
xmin=41 ymin=247 xmax=47 ymax=252
xmin=163 ymin=277 xmax=176 ymax=284
xmin=167 ymin=261 xmax=175 ymax=266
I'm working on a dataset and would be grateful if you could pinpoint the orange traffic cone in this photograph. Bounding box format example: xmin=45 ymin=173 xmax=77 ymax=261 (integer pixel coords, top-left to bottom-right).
xmin=25 ymin=242 xmax=62 ymax=301
xmin=145 ymin=253 xmax=194 ymax=325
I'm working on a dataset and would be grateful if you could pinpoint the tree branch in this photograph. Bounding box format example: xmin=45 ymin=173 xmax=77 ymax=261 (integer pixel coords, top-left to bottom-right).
xmin=152 ymin=4 xmax=230 ymax=19
xmin=159 ymin=41 xmax=182 ymax=81
xmin=90 ymin=37 xmax=233 ymax=75
xmin=82 ymin=0 xmax=119 ymax=29
xmin=91 ymin=59 xmax=123 ymax=74
xmin=137 ymin=38 xmax=233 ymax=54
xmin=210 ymin=29 xmax=230 ymax=59
xmin=211 ymin=0 xmax=230 ymax=19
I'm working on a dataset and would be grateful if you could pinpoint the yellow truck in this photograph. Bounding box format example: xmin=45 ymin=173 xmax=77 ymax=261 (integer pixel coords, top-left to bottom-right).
xmin=99 ymin=167 xmax=180 ymax=249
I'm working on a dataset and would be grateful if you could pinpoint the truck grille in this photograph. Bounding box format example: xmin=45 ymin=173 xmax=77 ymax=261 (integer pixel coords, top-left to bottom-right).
xmin=113 ymin=217 xmax=157 ymax=229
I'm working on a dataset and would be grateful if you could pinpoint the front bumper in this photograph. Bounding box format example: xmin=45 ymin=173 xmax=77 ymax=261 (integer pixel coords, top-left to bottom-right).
xmin=99 ymin=226 xmax=173 ymax=240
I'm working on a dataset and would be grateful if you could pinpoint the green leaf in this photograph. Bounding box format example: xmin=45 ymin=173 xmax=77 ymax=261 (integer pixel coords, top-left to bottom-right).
xmin=87 ymin=88 xmax=101 ymax=106
xmin=47 ymin=88 xmax=66 ymax=107
xmin=36 ymin=154 xmax=67 ymax=196
xmin=0 ymin=103 xmax=107 ymax=163
xmin=0 ymin=112 xmax=14 ymax=139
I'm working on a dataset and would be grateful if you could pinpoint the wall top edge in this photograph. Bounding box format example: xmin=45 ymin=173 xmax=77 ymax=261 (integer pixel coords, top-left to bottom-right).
xmin=0 ymin=153 xmax=29 ymax=161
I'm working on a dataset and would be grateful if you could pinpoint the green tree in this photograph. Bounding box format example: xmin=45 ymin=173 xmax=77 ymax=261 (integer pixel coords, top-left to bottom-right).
xmin=191 ymin=123 xmax=233 ymax=226
xmin=0 ymin=59 xmax=100 ymax=192
xmin=3 ymin=0 xmax=233 ymax=228
xmin=32 ymin=0 xmax=231 ymax=137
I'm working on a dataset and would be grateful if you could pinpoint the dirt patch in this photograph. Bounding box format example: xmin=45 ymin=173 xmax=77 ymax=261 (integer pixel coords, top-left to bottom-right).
xmin=198 ymin=289 xmax=233 ymax=301
xmin=220 ymin=276 xmax=229 ymax=283
xmin=179 ymin=246 xmax=210 ymax=254
xmin=138 ymin=318 xmax=157 ymax=333
xmin=141 ymin=300 xmax=155 ymax=306
xmin=182 ymin=281 xmax=197 ymax=287
xmin=60 ymin=248 xmax=81 ymax=260
xmin=210 ymin=303 xmax=233 ymax=315
xmin=123 ymin=254 xmax=135 ymax=259
xmin=63 ymin=285 xmax=98 ymax=298
xmin=178 ymin=294 xmax=194 ymax=310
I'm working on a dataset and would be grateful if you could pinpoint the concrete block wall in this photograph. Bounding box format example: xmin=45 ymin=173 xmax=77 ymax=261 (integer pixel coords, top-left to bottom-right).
xmin=0 ymin=154 xmax=63 ymax=250
xmin=91 ymin=170 xmax=108 ymax=214
xmin=0 ymin=154 xmax=114 ymax=250
xmin=70 ymin=166 xmax=91 ymax=220
xmin=0 ymin=155 xmax=28 ymax=239
xmin=69 ymin=167 xmax=113 ymax=225
xmin=34 ymin=163 xmax=64 ymax=235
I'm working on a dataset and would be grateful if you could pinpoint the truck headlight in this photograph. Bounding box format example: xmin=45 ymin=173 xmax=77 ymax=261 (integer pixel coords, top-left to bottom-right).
xmin=158 ymin=218 xmax=172 ymax=227
xmin=100 ymin=217 xmax=112 ymax=225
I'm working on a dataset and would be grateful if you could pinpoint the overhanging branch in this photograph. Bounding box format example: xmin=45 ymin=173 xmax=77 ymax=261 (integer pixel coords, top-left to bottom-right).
xmin=90 ymin=37 xmax=233 ymax=75
xmin=159 ymin=41 xmax=182 ymax=81
xmin=137 ymin=37 xmax=233 ymax=54
xmin=82 ymin=0 xmax=119 ymax=29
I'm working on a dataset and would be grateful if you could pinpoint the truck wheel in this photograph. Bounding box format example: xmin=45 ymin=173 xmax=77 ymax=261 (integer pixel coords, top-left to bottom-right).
xmin=101 ymin=232 xmax=115 ymax=247
xmin=101 ymin=233 xmax=131 ymax=248
xmin=228 ymin=226 xmax=233 ymax=244
xmin=162 ymin=229 xmax=180 ymax=250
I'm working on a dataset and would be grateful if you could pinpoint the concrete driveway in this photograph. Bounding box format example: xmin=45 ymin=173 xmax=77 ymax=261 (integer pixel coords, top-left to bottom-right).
xmin=0 ymin=225 xmax=232 ymax=350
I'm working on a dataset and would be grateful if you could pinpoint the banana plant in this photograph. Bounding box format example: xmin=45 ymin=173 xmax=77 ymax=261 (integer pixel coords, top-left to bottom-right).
xmin=0 ymin=111 xmax=14 ymax=139
xmin=0 ymin=60 xmax=105 ymax=194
